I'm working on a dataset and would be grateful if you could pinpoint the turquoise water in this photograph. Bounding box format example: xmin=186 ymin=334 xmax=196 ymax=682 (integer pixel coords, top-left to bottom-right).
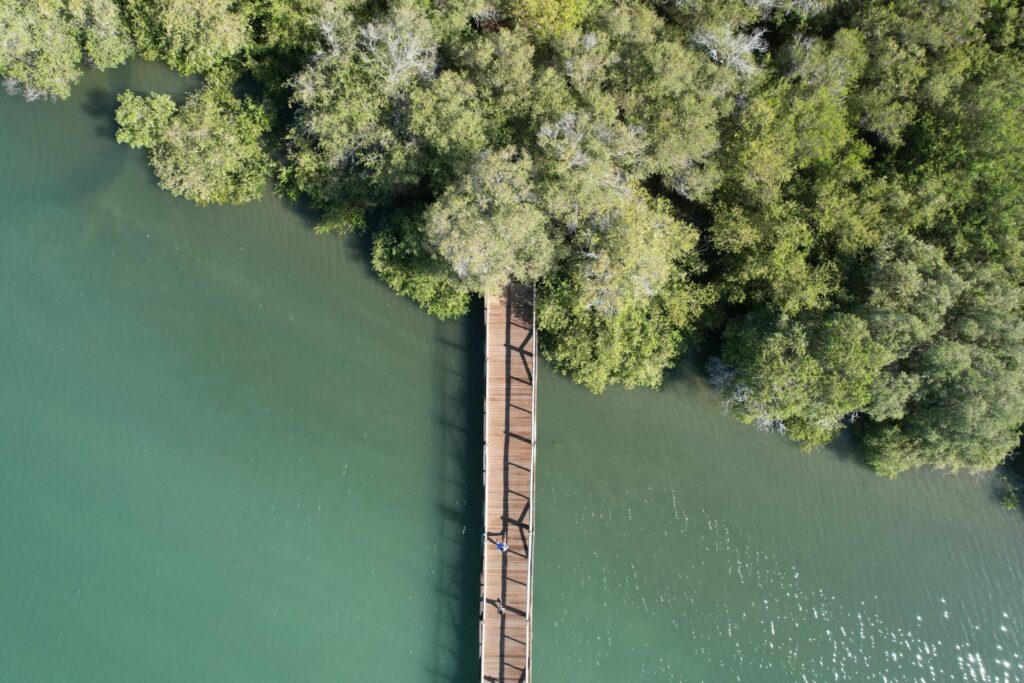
xmin=535 ymin=374 xmax=1024 ymax=681
xmin=1 ymin=63 xmax=1023 ymax=682
xmin=0 ymin=64 xmax=482 ymax=682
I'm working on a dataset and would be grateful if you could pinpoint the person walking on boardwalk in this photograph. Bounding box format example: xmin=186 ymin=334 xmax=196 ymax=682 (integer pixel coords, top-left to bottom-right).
xmin=495 ymin=598 xmax=506 ymax=615
xmin=495 ymin=532 xmax=508 ymax=553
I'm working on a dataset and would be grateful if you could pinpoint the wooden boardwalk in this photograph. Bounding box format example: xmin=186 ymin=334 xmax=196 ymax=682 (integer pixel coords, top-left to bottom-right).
xmin=480 ymin=283 xmax=536 ymax=683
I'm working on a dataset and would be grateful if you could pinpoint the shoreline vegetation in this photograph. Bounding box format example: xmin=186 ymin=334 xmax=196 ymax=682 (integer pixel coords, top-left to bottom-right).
xmin=3 ymin=0 xmax=1023 ymax=482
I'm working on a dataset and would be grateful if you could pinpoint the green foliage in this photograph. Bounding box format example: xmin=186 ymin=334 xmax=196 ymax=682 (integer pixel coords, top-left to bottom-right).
xmin=243 ymin=0 xmax=345 ymax=94
xmin=115 ymin=90 xmax=176 ymax=148
xmin=720 ymin=85 xmax=800 ymax=205
xmin=419 ymin=0 xmax=493 ymax=45
xmin=603 ymin=6 xmax=727 ymax=198
xmin=713 ymin=312 xmax=888 ymax=447
xmin=284 ymin=0 xmax=436 ymax=230
xmin=115 ymin=85 xmax=272 ymax=205
xmin=73 ymin=0 xmax=135 ymax=68
xmin=537 ymin=173 xmax=712 ymax=391
xmin=901 ymin=52 xmax=1024 ymax=270
xmin=456 ymin=28 xmax=571 ymax=141
xmin=504 ymin=0 xmax=598 ymax=41
xmin=1001 ymin=476 xmax=1020 ymax=511
xmin=0 ymin=0 xmax=132 ymax=100
xmin=371 ymin=212 xmax=471 ymax=319
xmin=127 ymin=0 xmax=250 ymax=75
xmin=783 ymin=29 xmax=867 ymax=99
xmin=408 ymin=71 xmax=487 ymax=185
xmin=849 ymin=0 xmax=990 ymax=145
xmin=540 ymin=265 xmax=714 ymax=393
xmin=551 ymin=3 xmax=733 ymax=201
xmin=425 ymin=147 xmax=554 ymax=295
xmin=711 ymin=201 xmax=837 ymax=316
xmin=861 ymin=266 xmax=1024 ymax=475
xmin=858 ymin=235 xmax=964 ymax=360
xmin=702 ymin=2 xmax=1024 ymax=475
xmin=0 ymin=0 xmax=81 ymax=99
xmin=540 ymin=277 xmax=688 ymax=392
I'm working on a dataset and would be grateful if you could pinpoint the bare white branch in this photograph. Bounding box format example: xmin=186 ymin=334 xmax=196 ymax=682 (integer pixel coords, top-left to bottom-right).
xmin=694 ymin=26 xmax=768 ymax=76
xmin=357 ymin=3 xmax=437 ymax=94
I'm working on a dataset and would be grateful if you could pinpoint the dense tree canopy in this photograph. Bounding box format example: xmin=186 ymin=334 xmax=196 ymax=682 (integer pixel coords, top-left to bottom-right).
xmin=1 ymin=0 xmax=133 ymax=99
xmin=115 ymin=85 xmax=272 ymax=205
xmin=424 ymin=147 xmax=554 ymax=294
xmin=127 ymin=0 xmax=250 ymax=75
xmin=4 ymin=0 xmax=1024 ymax=480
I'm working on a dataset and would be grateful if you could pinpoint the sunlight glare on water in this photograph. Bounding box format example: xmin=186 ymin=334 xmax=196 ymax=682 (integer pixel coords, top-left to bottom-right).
xmin=534 ymin=368 xmax=1024 ymax=681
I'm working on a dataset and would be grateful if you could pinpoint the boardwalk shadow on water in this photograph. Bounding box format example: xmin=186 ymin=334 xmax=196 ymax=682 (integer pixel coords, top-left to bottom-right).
xmin=428 ymin=300 xmax=485 ymax=682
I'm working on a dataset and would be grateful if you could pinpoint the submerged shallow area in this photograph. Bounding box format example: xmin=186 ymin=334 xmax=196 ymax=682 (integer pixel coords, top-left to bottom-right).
xmin=1 ymin=63 xmax=1022 ymax=682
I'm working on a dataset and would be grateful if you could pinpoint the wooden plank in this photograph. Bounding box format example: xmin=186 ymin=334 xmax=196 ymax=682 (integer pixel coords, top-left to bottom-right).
xmin=480 ymin=283 xmax=536 ymax=683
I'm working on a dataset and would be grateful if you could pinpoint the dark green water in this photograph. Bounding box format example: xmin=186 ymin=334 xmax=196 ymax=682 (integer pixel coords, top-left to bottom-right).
xmin=1 ymin=64 xmax=1022 ymax=682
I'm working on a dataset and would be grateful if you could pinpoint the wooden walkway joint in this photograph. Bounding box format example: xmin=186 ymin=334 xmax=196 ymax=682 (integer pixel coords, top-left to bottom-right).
xmin=480 ymin=283 xmax=537 ymax=683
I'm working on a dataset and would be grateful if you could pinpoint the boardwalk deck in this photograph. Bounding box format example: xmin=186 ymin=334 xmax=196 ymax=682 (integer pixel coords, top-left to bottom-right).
xmin=480 ymin=283 xmax=536 ymax=683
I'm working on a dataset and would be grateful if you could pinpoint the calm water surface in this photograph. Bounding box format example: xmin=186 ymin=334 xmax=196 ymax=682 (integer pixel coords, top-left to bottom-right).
xmin=2 ymin=64 xmax=1023 ymax=682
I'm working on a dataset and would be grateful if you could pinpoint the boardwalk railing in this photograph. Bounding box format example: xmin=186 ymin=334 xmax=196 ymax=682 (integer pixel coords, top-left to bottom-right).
xmin=480 ymin=283 xmax=537 ymax=683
